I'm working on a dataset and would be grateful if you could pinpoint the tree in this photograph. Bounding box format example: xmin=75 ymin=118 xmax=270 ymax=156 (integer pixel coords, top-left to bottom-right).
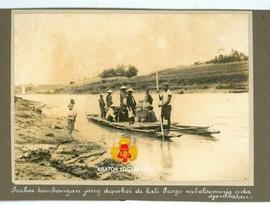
xmin=115 ymin=65 xmax=126 ymax=76
xmin=99 ymin=68 xmax=116 ymax=78
xmin=99 ymin=65 xmax=139 ymax=78
xmin=125 ymin=65 xmax=138 ymax=78
xmin=205 ymin=49 xmax=248 ymax=64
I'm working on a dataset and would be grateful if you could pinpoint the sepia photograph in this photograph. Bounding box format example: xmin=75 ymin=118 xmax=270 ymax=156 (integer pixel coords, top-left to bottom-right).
xmin=12 ymin=10 xmax=252 ymax=185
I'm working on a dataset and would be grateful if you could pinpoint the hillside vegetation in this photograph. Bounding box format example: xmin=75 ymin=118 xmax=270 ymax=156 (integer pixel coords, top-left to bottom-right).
xmin=54 ymin=61 xmax=249 ymax=94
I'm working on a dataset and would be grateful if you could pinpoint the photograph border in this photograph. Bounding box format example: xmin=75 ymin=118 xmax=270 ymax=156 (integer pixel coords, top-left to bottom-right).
xmin=10 ymin=9 xmax=254 ymax=186
xmin=3 ymin=8 xmax=270 ymax=202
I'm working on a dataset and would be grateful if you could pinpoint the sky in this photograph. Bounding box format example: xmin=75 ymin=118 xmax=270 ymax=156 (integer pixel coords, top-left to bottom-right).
xmin=14 ymin=11 xmax=250 ymax=85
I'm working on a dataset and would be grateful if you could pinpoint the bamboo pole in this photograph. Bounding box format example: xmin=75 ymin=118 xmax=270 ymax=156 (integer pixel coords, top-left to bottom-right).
xmin=156 ymin=72 xmax=165 ymax=141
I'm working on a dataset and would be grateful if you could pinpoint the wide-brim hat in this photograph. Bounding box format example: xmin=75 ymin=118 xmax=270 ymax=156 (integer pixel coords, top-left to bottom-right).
xmin=107 ymin=89 xmax=113 ymax=93
xmin=162 ymin=82 xmax=169 ymax=86
xmin=127 ymin=88 xmax=134 ymax=92
xmin=120 ymin=85 xmax=127 ymax=90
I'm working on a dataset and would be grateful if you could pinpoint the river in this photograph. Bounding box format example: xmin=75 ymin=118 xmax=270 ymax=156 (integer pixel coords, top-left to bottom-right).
xmin=18 ymin=92 xmax=251 ymax=185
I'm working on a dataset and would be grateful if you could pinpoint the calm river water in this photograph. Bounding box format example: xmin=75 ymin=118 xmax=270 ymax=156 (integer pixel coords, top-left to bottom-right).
xmin=20 ymin=92 xmax=251 ymax=184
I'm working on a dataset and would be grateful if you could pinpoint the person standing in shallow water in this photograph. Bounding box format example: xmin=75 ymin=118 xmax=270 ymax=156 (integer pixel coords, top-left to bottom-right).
xmin=67 ymin=101 xmax=77 ymax=139
xmin=158 ymin=82 xmax=172 ymax=131
xmin=98 ymin=94 xmax=106 ymax=118
xmin=68 ymin=99 xmax=75 ymax=108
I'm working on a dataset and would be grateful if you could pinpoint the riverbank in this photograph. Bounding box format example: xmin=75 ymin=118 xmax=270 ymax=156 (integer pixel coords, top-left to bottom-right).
xmin=14 ymin=97 xmax=136 ymax=181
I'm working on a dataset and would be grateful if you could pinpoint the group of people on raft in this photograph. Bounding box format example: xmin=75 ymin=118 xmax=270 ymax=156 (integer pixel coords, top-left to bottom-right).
xmin=66 ymin=82 xmax=172 ymax=139
xmin=98 ymin=82 xmax=172 ymax=130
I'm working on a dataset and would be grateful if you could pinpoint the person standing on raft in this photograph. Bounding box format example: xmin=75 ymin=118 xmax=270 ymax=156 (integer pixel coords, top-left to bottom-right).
xmin=126 ymin=88 xmax=137 ymax=125
xmin=98 ymin=94 xmax=106 ymax=118
xmin=144 ymin=88 xmax=153 ymax=105
xmin=158 ymin=82 xmax=172 ymax=131
xmin=106 ymin=89 xmax=113 ymax=108
xmin=119 ymin=85 xmax=128 ymax=121
xmin=120 ymin=85 xmax=128 ymax=107
xmin=143 ymin=88 xmax=157 ymax=122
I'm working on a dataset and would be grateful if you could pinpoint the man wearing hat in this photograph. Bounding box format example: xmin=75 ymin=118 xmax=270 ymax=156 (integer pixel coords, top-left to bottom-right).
xmin=126 ymin=88 xmax=137 ymax=125
xmin=120 ymin=85 xmax=128 ymax=107
xmin=118 ymin=85 xmax=128 ymax=121
xmin=158 ymin=82 xmax=172 ymax=131
xmin=106 ymin=89 xmax=113 ymax=108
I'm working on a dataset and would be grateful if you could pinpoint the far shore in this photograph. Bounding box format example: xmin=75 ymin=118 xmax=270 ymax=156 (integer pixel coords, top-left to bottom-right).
xmin=15 ymin=61 xmax=249 ymax=96
xmin=16 ymin=87 xmax=248 ymax=96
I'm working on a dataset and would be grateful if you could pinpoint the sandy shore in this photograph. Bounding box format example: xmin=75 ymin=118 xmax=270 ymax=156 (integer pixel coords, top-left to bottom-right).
xmin=14 ymin=96 xmax=136 ymax=181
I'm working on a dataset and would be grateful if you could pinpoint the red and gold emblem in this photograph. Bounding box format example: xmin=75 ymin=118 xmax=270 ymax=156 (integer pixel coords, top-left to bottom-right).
xmin=111 ymin=137 xmax=137 ymax=164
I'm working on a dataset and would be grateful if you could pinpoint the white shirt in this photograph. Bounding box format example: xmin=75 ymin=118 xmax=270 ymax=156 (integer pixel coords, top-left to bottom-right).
xmin=106 ymin=107 xmax=115 ymax=119
xmin=67 ymin=109 xmax=77 ymax=120
xmin=161 ymin=89 xmax=172 ymax=105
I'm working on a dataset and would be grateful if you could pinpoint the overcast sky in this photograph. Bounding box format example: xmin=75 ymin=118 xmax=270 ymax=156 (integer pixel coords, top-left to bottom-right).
xmin=14 ymin=11 xmax=250 ymax=85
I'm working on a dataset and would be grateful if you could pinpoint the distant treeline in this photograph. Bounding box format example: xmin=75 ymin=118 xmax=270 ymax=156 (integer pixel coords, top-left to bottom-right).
xmin=194 ymin=49 xmax=248 ymax=65
xmin=99 ymin=65 xmax=139 ymax=78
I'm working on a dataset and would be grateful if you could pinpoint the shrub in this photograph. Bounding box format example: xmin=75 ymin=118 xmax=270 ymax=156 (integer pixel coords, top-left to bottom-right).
xmin=205 ymin=49 xmax=248 ymax=64
xmin=99 ymin=65 xmax=138 ymax=78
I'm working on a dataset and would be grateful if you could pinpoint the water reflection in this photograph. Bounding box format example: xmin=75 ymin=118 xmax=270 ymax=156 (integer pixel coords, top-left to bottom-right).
xmin=160 ymin=142 xmax=173 ymax=169
xmin=159 ymin=141 xmax=173 ymax=180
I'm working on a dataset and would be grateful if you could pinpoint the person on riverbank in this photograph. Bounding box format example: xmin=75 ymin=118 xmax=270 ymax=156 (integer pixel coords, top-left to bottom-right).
xmin=126 ymin=88 xmax=137 ymax=125
xmin=68 ymin=99 xmax=75 ymax=108
xmin=158 ymin=82 xmax=172 ymax=131
xmin=106 ymin=90 xmax=113 ymax=108
xmin=98 ymin=94 xmax=106 ymax=118
xmin=67 ymin=102 xmax=77 ymax=139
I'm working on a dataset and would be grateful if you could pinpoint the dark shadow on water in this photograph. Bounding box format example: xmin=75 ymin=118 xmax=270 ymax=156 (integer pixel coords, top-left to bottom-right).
xmin=88 ymin=120 xmax=173 ymax=142
xmin=87 ymin=119 xmax=219 ymax=144
xmin=174 ymin=133 xmax=219 ymax=142
xmin=199 ymin=135 xmax=219 ymax=142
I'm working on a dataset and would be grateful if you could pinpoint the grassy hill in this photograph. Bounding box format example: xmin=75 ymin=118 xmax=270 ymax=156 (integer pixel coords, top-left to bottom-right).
xmin=54 ymin=61 xmax=249 ymax=94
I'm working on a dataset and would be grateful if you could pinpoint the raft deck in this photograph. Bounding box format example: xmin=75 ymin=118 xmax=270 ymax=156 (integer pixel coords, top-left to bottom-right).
xmin=86 ymin=114 xmax=220 ymax=140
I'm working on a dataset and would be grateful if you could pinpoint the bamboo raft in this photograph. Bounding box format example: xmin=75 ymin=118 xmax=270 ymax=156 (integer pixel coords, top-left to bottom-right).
xmin=86 ymin=114 xmax=220 ymax=140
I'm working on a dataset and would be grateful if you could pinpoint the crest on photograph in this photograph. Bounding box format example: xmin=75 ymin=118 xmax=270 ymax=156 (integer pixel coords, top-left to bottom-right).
xmin=111 ymin=137 xmax=138 ymax=164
